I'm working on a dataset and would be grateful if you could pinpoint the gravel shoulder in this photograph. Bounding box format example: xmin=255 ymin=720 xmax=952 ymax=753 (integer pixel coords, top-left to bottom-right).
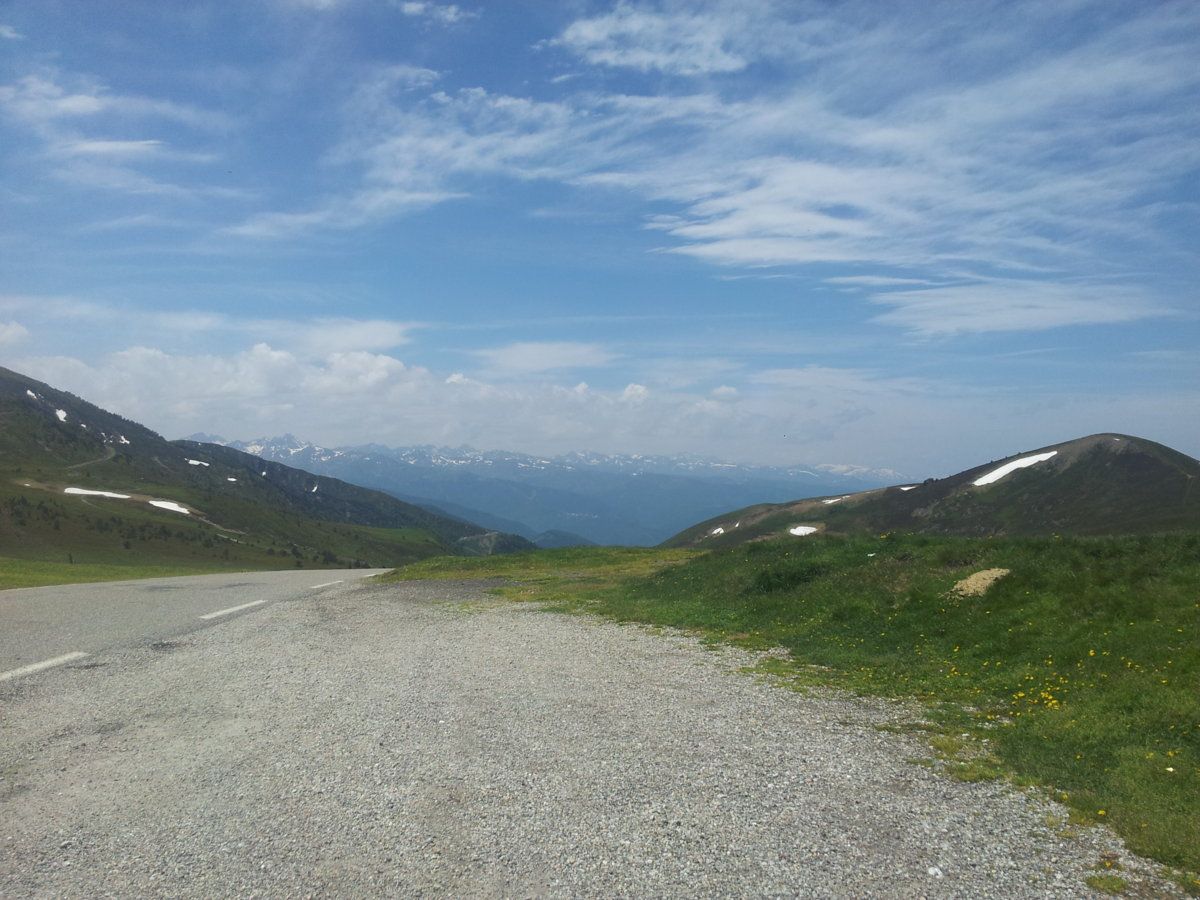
xmin=0 ymin=578 xmax=1182 ymax=897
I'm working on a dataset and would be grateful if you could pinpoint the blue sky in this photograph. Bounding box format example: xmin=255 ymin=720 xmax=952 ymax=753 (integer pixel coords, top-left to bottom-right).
xmin=1 ymin=0 xmax=1197 ymax=474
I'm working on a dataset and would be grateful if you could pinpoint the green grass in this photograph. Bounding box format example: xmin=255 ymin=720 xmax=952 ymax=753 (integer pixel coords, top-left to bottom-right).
xmin=384 ymin=532 xmax=1200 ymax=876
xmin=1085 ymin=872 xmax=1128 ymax=895
xmin=0 ymin=556 xmax=273 ymax=590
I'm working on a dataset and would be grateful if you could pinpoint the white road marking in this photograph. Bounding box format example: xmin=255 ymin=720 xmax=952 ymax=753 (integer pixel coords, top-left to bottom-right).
xmin=199 ymin=599 xmax=268 ymax=620
xmin=0 ymin=651 xmax=90 ymax=683
xmin=309 ymin=580 xmax=343 ymax=589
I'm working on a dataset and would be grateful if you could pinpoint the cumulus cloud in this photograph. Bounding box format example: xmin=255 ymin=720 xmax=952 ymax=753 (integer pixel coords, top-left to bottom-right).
xmin=8 ymin=342 xmax=1199 ymax=473
xmin=0 ymin=320 xmax=30 ymax=345
xmin=0 ymin=24 xmax=23 ymax=40
xmin=474 ymin=341 xmax=616 ymax=375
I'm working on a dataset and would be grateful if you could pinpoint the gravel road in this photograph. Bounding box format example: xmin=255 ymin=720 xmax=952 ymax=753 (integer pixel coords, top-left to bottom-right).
xmin=0 ymin=577 xmax=1181 ymax=897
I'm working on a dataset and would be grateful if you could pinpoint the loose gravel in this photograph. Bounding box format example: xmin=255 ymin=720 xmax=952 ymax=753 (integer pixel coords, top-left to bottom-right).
xmin=0 ymin=578 xmax=1182 ymax=897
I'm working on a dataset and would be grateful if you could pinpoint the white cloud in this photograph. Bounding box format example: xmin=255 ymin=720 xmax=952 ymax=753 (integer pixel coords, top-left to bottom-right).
xmin=0 ymin=73 xmax=229 ymax=131
xmin=7 ymin=344 xmax=1198 ymax=472
xmin=398 ymin=2 xmax=474 ymax=25
xmin=474 ymin=341 xmax=616 ymax=374
xmin=554 ymin=4 xmax=747 ymax=75
xmin=0 ymin=24 xmax=23 ymax=40
xmin=221 ymin=4 xmax=1196 ymax=334
xmin=867 ymin=281 xmax=1168 ymax=335
xmin=0 ymin=320 xmax=29 ymax=345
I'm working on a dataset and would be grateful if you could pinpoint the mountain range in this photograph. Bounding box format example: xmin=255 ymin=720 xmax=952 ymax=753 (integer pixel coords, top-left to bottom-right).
xmin=666 ymin=433 xmax=1200 ymax=548
xmin=192 ymin=434 xmax=899 ymax=547
xmin=0 ymin=366 xmax=532 ymax=571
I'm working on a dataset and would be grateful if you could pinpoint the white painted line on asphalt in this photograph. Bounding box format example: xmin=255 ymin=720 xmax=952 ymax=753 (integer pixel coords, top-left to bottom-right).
xmin=199 ymin=599 xmax=268 ymax=620
xmin=310 ymin=580 xmax=343 ymax=589
xmin=0 ymin=651 xmax=90 ymax=683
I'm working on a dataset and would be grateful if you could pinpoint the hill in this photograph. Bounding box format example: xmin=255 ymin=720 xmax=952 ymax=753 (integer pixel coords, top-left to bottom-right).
xmin=665 ymin=433 xmax=1200 ymax=548
xmin=0 ymin=366 xmax=533 ymax=578
xmin=207 ymin=435 xmax=895 ymax=546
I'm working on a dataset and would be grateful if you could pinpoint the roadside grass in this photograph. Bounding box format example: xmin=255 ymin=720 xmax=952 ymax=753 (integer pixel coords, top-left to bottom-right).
xmin=0 ymin=555 xmax=268 ymax=590
xmin=381 ymin=546 xmax=699 ymax=603
xmin=384 ymin=532 xmax=1200 ymax=880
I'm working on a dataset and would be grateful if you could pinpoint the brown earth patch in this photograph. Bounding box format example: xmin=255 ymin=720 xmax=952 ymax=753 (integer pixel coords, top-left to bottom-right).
xmin=952 ymin=568 xmax=1011 ymax=597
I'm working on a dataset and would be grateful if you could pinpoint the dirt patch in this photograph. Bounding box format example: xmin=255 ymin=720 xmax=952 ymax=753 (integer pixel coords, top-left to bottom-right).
xmin=952 ymin=568 xmax=1011 ymax=597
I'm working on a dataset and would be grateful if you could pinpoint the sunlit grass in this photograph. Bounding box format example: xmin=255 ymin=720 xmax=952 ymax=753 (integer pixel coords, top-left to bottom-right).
xmin=0 ymin=555 xmax=265 ymax=590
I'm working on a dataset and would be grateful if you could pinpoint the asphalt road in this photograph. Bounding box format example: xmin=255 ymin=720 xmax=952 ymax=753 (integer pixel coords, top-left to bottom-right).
xmin=0 ymin=569 xmax=388 ymax=680
xmin=0 ymin=575 xmax=1181 ymax=897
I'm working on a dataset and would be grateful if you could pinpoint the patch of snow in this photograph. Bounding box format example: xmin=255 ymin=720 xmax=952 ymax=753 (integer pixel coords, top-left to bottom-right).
xmin=55 ymin=409 xmax=67 ymax=422
xmin=148 ymin=500 xmax=190 ymax=515
xmin=118 ymin=435 xmax=130 ymax=445
xmin=64 ymin=487 xmax=131 ymax=499
xmin=899 ymin=485 xmax=917 ymax=491
xmin=311 ymin=484 xmax=318 ymax=493
xmin=788 ymin=525 xmax=818 ymax=536
xmin=260 ymin=471 xmax=267 ymax=476
xmin=822 ymin=496 xmax=848 ymax=505
xmin=710 ymin=526 xmax=725 ymax=536
xmin=867 ymin=552 xmax=877 ymax=557
xmin=186 ymin=459 xmax=210 ymax=467
xmin=973 ymin=450 xmax=1058 ymax=487
xmin=734 ymin=521 xmax=741 ymax=528
xmin=80 ymin=423 xmax=88 ymax=430
xmin=25 ymin=389 xmax=39 ymax=400
xmin=226 ymin=477 xmax=237 ymax=483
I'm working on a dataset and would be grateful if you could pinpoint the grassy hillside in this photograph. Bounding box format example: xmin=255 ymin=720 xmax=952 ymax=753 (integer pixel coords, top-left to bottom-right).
xmin=384 ymin=534 xmax=1200 ymax=884
xmin=667 ymin=434 xmax=1200 ymax=549
xmin=0 ymin=366 xmax=531 ymax=587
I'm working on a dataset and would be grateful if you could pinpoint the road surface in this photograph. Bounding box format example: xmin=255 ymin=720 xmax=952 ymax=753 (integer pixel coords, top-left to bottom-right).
xmin=0 ymin=568 xmax=388 ymax=680
xmin=0 ymin=573 xmax=1180 ymax=897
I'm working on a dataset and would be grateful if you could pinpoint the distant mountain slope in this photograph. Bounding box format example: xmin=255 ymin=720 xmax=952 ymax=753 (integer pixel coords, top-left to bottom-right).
xmin=666 ymin=434 xmax=1200 ymax=548
xmin=0 ymin=366 xmax=532 ymax=569
xmin=212 ymin=435 xmax=895 ymax=546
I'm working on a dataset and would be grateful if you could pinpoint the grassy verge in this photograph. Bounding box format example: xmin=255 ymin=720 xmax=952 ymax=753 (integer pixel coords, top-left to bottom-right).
xmin=383 ymin=533 xmax=1200 ymax=883
xmin=0 ymin=556 xmax=274 ymax=590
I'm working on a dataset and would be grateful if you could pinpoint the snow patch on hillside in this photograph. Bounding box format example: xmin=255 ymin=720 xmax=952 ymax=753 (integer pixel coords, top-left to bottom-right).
xmin=148 ymin=500 xmax=190 ymax=515
xmin=186 ymin=459 xmax=210 ymax=467
xmin=55 ymin=409 xmax=67 ymax=422
xmin=64 ymin=488 xmax=130 ymax=499
xmin=973 ymin=451 xmax=1058 ymax=486
xmin=788 ymin=525 xmax=818 ymax=536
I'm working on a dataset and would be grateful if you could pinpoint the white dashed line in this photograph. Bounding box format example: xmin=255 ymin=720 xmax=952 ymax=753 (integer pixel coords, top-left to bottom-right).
xmin=198 ymin=599 xmax=269 ymax=620
xmin=309 ymin=580 xmax=343 ymax=589
xmin=0 ymin=651 xmax=90 ymax=683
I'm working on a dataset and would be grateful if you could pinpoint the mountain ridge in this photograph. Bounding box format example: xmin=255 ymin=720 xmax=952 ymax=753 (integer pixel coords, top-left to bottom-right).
xmin=665 ymin=432 xmax=1200 ymax=548
xmin=196 ymin=433 xmax=899 ymax=546
xmin=0 ymin=366 xmax=534 ymax=570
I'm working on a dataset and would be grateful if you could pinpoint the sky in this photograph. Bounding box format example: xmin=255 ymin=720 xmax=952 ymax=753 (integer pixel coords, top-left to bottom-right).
xmin=1 ymin=0 xmax=1197 ymax=475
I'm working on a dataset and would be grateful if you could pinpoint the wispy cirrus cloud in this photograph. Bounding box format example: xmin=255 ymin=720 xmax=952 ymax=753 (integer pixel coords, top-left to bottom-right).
xmin=220 ymin=2 xmax=1198 ymax=335
xmin=0 ymin=24 xmax=23 ymax=40
xmin=0 ymin=71 xmax=231 ymax=201
xmin=397 ymin=2 xmax=474 ymax=25
xmin=552 ymin=3 xmax=748 ymax=75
